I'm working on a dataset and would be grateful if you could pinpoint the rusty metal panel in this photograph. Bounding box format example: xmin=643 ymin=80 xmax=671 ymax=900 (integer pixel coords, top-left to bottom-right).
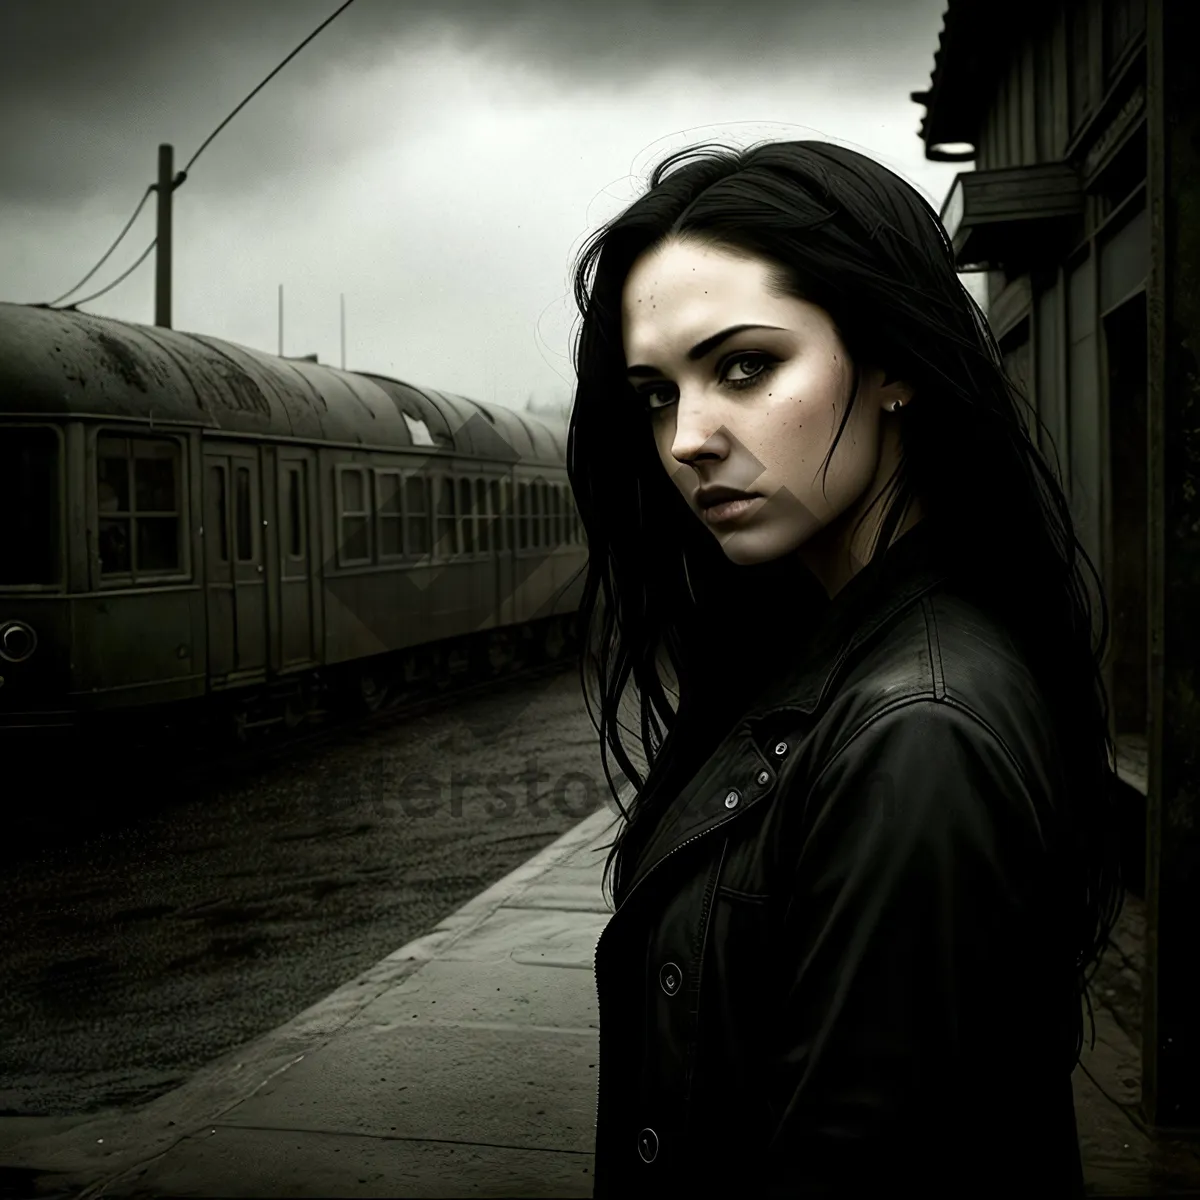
xmin=0 ymin=305 xmax=541 ymax=458
xmin=358 ymin=374 xmax=456 ymax=450
xmin=0 ymin=303 xmax=218 ymax=425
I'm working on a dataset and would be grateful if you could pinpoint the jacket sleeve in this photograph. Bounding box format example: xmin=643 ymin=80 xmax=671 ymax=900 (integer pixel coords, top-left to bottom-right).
xmin=761 ymin=697 xmax=1057 ymax=1197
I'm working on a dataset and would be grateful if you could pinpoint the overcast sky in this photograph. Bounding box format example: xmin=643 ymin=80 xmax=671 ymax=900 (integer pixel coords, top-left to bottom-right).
xmin=1 ymin=0 xmax=981 ymax=414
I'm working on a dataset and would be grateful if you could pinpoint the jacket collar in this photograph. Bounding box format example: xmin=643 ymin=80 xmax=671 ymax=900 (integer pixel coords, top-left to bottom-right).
xmin=612 ymin=520 xmax=951 ymax=910
xmin=744 ymin=517 xmax=951 ymax=720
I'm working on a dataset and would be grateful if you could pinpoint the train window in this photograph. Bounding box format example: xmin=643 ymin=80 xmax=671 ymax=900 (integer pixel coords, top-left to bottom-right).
xmin=235 ymin=466 xmax=254 ymax=562
xmin=459 ymin=477 xmax=475 ymax=555
xmin=541 ymin=482 xmax=551 ymax=547
xmin=0 ymin=426 xmax=61 ymax=585
xmin=404 ymin=474 xmax=431 ymax=557
xmin=338 ymin=466 xmax=371 ymax=564
xmin=437 ymin=476 xmax=459 ymax=557
xmin=489 ymin=479 xmax=503 ymax=552
xmin=285 ymin=465 xmax=304 ymax=559
xmin=530 ymin=481 xmax=542 ymax=549
xmin=376 ymin=470 xmax=404 ymax=559
xmin=209 ymin=464 xmax=229 ymax=562
xmin=551 ymin=485 xmax=562 ymax=546
xmin=517 ymin=481 xmax=529 ymax=550
xmin=475 ymin=478 xmax=490 ymax=554
xmin=97 ymin=435 xmax=182 ymax=578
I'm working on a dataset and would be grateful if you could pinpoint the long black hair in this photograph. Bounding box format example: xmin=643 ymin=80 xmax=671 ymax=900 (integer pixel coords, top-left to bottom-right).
xmin=565 ymin=139 xmax=1123 ymax=1064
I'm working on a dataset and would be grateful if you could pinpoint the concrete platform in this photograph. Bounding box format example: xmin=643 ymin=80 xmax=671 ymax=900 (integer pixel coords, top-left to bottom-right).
xmin=3 ymin=803 xmax=1200 ymax=1198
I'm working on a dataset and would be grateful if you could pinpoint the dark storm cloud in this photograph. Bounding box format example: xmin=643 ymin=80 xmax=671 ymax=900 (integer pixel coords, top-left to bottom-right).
xmin=1 ymin=0 xmax=942 ymax=206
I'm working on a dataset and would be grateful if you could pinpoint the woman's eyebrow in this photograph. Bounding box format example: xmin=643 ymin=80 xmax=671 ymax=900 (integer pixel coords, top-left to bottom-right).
xmin=626 ymin=324 xmax=787 ymax=377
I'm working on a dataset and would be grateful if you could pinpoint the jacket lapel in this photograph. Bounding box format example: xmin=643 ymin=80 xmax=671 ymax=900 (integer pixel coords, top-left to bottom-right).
xmin=607 ymin=521 xmax=953 ymax=915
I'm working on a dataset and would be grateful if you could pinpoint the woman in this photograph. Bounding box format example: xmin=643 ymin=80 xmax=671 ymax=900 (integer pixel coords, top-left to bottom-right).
xmin=566 ymin=141 xmax=1124 ymax=1198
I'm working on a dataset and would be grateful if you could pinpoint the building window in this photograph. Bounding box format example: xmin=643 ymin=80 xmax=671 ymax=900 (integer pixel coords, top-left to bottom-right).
xmin=97 ymin=434 xmax=182 ymax=578
xmin=0 ymin=425 xmax=60 ymax=585
xmin=1068 ymin=2 xmax=1096 ymax=132
xmin=377 ymin=470 xmax=404 ymax=559
xmin=459 ymin=477 xmax=476 ymax=555
xmin=1103 ymin=0 xmax=1145 ymax=79
xmin=405 ymin=474 xmax=431 ymax=556
xmin=437 ymin=476 xmax=459 ymax=556
xmin=338 ymin=466 xmax=371 ymax=564
xmin=1001 ymin=319 xmax=1035 ymax=441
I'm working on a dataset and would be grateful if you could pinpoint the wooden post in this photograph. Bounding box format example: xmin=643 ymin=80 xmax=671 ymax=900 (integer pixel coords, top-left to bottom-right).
xmin=1142 ymin=0 xmax=1200 ymax=1132
xmin=154 ymin=144 xmax=173 ymax=328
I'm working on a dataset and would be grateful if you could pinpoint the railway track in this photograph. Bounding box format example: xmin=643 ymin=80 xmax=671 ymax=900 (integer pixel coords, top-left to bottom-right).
xmin=7 ymin=632 xmax=584 ymax=853
xmin=181 ymin=652 xmax=580 ymax=785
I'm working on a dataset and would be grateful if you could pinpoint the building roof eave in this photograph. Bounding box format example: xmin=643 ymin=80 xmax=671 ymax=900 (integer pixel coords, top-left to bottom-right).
xmin=913 ymin=0 xmax=1041 ymax=160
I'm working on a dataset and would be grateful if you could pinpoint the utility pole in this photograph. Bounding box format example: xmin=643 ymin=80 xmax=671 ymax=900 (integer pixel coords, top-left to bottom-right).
xmin=154 ymin=144 xmax=173 ymax=328
xmin=340 ymin=293 xmax=346 ymax=370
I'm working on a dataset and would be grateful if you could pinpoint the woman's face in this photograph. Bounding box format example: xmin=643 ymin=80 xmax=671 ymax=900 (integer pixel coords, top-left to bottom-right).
xmin=620 ymin=236 xmax=913 ymax=593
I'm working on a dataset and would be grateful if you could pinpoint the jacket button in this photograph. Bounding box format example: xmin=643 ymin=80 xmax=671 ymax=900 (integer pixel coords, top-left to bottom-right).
xmin=637 ymin=1127 xmax=659 ymax=1163
xmin=724 ymin=789 xmax=740 ymax=809
xmin=659 ymin=961 xmax=682 ymax=995
xmin=756 ymin=769 xmax=770 ymax=785
xmin=774 ymin=740 xmax=788 ymax=756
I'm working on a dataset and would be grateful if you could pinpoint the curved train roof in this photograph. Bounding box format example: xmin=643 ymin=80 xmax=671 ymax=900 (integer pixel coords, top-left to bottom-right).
xmin=0 ymin=302 xmax=566 ymax=466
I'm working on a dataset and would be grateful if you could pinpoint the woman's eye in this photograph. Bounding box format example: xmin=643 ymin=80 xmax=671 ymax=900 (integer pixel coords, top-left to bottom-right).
xmin=636 ymin=353 xmax=774 ymax=411
xmin=724 ymin=354 xmax=768 ymax=383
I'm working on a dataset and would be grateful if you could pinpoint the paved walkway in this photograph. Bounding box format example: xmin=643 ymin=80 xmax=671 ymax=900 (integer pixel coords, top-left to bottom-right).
xmin=3 ymin=804 xmax=1200 ymax=1198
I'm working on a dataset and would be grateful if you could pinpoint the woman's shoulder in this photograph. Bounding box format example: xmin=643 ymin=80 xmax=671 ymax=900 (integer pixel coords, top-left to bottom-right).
xmin=826 ymin=582 xmax=1062 ymax=782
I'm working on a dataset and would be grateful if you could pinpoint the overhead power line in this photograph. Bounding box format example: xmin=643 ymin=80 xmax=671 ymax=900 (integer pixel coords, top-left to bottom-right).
xmin=45 ymin=184 xmax=155 ymax=307
xmin=180 ymin=0 xmax=361 ymax=179
xmin=59 ymin=239 xmax=158 ymax=310
xmin=39 ymin=0 xmax=362 ymax=310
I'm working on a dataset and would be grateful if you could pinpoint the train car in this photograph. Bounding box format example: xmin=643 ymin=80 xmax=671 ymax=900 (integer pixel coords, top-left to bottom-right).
xmin=0 ymin=302 xmax=586 ymax=737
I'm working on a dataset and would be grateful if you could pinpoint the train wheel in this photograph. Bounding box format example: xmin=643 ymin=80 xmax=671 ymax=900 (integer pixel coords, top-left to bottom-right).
xmin=431 ymin=646 xmax=454 ymax=692
xmin=359 ymin=670 xmax=391 ymax=713
xmin=284 ymin=696 xmax=307 ymax=729
xmin=487 ymin=631 xmax=513 ymax=677
xmin=543 ymin=619 xmax=566 ymax=661
xmin=230 ymin=708 xmax=251 ymax=745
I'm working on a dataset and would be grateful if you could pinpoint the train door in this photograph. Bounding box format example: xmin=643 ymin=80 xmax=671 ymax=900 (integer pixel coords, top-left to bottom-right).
xmin=277 ymin=449 xmax=319 ymax=667
xmin=203 ymin=444 xmax=268 ymax=679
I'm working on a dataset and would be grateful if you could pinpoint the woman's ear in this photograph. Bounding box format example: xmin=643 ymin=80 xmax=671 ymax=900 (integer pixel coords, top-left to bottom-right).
xmin=879 ymin=370 xmax=914 ymax=412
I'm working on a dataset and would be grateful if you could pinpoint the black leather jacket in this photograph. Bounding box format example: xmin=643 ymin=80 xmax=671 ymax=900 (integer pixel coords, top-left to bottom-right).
xmin=591 ymin=524 xmax=1085 ymax=1198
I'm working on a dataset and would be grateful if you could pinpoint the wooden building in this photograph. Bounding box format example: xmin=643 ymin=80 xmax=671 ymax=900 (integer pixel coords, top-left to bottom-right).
xmin=912 ymin=0 xmax=1199 ymax=1133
